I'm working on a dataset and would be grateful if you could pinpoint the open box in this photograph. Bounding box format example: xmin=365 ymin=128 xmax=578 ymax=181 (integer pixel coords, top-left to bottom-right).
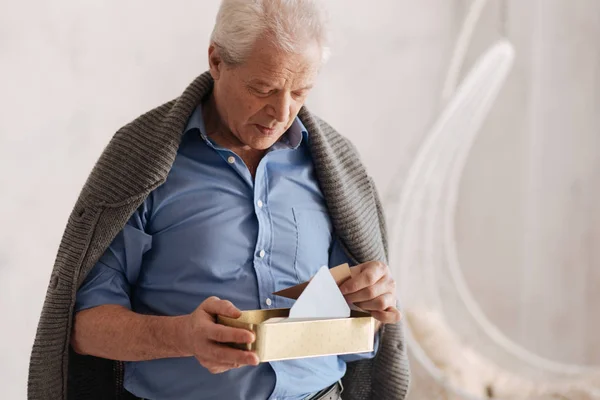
xmin=217 ymin=264 xmax=376 ymax=362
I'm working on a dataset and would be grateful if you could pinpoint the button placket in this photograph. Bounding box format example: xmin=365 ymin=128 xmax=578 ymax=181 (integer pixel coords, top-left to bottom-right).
xmin=253 ymin=162 xmax=274 ymax=310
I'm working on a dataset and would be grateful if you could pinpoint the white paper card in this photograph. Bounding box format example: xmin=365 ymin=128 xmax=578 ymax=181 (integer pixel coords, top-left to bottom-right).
xmin=286 ymin=265 xmax=351 ymax=320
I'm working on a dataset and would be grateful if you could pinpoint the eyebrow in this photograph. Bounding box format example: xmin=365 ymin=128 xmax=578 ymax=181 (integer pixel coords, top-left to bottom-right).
xmin=296 ymin=84 xmax=314 ymax=91
xmin=248 ymin=79 xmax=274 ymax=87
xmin=248 ymin=79 xmax=313 ymax=91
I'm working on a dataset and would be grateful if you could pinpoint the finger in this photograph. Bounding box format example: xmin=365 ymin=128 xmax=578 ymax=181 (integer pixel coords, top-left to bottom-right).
xmin=203 ymin=361 xmax=242 ymax=374
xmin=371 ymin=308 xmax=402 ymax=324
xmin=202 ymin=297 xmax=242 ymax=318
xmin=356 ymin=293 xmax=396 ymax=312
xmin=206 ymin=342 xmax=260 ymax=366
xmin=206 ymin=323 xmax=255 ymax=344
xmin=204 ymin=363 xmax=235 ymax=374
xmin=339 ymin=261 xmax=388 ymax=295
xmin=343 ymin=275 xmax=391 ymax=304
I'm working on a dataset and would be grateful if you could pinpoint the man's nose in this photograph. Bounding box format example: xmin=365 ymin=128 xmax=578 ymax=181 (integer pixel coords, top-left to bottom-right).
xmin=267 ymin=92 xmax=291 ymax=123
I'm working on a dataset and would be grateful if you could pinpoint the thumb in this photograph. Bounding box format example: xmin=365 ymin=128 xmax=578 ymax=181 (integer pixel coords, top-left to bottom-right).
xmin=201 ymin=296 xmax=242 ymax=318
xmin=349 ymin=263 xmax=367 ymax=278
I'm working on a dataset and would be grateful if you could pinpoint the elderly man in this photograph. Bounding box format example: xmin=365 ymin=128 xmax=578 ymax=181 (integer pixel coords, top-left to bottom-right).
xmin=28 ymin=1 xmax=409 ymax=399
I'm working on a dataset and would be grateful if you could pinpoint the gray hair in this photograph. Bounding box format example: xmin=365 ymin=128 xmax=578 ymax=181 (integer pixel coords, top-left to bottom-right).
xmin=210 ymin=0 xmax=331 ymax=66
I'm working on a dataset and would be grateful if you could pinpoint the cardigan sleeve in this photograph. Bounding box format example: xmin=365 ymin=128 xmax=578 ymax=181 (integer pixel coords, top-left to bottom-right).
xmin=75 ymin=206 xmax=152 ymax=312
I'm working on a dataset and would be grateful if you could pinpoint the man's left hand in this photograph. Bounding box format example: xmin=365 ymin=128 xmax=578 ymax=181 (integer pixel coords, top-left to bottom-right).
xmin=339 ymin=261 xmax=401 ymax=325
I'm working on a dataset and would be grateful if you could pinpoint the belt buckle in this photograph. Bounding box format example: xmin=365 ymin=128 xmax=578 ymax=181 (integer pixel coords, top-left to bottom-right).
xmin=322 ymin=381 xmax=342 ymax=399
xmin=304 ymin=380 xmax=344 ymax=400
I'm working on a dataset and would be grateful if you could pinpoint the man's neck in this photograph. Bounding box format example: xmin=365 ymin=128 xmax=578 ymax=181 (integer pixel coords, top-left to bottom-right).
xmin=202 ymin=94 xmax=266 ymax=178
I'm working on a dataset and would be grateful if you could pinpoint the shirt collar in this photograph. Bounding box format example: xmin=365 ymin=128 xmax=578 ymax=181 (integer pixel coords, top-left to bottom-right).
xmin=184 ymin=102 xmax=209 ymax=139
xmin=273 ymin=117 xmax=307 ymax=150
xmin=184 ymin=102 xmax=308 ymax=150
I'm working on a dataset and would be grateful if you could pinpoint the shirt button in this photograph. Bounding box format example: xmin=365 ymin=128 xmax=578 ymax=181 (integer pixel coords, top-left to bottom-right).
xmin=266 ymin=298 xmax=272 ymax=306
xmin=227 ymin=156 xmax=235 ymax=164
xmin=259 ymin=250 xmax=266 ymax=258
xmin=257 ymin=200 xmax=263 ymax=208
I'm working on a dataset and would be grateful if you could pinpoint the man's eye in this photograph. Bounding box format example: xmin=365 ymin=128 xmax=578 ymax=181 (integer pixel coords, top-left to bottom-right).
xmin=253 ymin=87 xmax=273 ymax=96
xmin=292 ymin=91 xmax=307 ymax=98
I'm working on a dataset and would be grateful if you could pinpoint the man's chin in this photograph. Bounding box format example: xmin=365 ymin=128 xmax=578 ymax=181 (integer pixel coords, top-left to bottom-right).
xmin=242 ymin=132 xmax=283 ymax=150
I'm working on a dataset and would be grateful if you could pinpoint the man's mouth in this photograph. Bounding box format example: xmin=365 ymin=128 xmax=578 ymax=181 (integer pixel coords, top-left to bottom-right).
xmin=255 ymin=124 xmax=278 ymax=136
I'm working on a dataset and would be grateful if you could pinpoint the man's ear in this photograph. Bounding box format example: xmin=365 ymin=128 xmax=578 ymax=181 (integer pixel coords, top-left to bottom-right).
xmin=208 ymin=44 xmax=223 ymax=80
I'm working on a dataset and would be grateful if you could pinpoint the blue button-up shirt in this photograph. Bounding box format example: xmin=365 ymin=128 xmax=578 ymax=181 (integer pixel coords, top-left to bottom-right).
xmin=75 ymin=103 xmax=378 ymax=400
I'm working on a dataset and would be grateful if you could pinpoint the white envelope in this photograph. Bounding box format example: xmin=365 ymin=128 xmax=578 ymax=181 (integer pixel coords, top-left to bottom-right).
xmin=266 ymin=265 xmax=351 ymax=323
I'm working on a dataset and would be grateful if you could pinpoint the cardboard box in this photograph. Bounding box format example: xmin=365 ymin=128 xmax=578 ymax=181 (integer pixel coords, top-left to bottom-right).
xmin=217 ymin=264 xmax=376 ymax=362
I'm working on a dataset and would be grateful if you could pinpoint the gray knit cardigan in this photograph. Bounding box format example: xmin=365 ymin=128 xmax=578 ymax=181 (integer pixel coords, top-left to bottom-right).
xmin=28 ymin=72 xmax=410 ymax=400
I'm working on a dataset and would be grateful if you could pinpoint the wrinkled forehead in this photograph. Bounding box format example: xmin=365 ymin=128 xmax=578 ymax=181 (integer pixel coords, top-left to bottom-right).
xmin=234 ymin=38 xmax=322 ymax=89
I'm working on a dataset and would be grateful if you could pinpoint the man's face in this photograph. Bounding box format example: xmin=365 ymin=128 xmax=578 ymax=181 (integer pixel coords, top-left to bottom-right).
xmin=208 ymin=37 xmax=321 ymax=150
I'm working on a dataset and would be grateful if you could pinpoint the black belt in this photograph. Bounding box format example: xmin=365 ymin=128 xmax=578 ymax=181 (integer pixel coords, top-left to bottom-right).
xmin=137 ymin=380 xmax=344 ymax=400
xmin=304 ymin=381 xmax=344 ymax=400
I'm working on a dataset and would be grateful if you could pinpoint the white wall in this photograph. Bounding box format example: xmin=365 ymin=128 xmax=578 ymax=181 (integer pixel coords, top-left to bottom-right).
xmin=454 ymin=0 xmax=600 ymax=367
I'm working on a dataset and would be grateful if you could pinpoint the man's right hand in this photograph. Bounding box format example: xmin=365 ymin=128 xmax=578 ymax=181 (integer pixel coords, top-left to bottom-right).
xmin=183 ymin=296 xmax=260 ymax=374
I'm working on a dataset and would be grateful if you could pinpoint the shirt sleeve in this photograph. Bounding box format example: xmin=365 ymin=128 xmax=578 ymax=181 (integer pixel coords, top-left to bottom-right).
xmin=329 ymin=237 xmax=381 ymax=362
xmin=74 ymin=204 xmax=152 ymax=313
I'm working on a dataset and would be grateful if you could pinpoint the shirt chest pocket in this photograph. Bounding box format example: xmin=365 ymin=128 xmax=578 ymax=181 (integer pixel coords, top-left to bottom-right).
xmin=291 ymin=207 xmax=333 ymax=283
